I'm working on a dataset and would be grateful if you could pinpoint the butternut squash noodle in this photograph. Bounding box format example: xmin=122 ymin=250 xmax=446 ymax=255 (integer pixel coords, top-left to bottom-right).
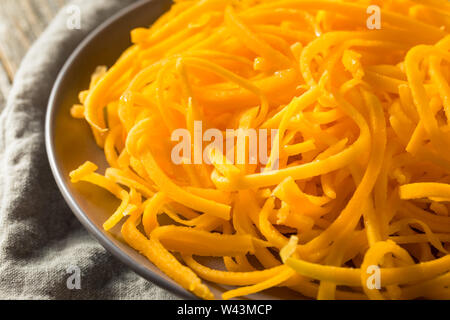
xmin=70 ymin=0 xmax=450 ymax=300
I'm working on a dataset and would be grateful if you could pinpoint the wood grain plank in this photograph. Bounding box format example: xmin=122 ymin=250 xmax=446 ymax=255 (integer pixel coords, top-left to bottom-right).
xmin=0 ymin=63 xmax=11 ymax=112
xmin=0 ymin=47 xmax=15 ymax=82
xmin=47 ymin=0 xmax=67 ymax=15
xmin=0 ymin=0 xmax=69 ymax=110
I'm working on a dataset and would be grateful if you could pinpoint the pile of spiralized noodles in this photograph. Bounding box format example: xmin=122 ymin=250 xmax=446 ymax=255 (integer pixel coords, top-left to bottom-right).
xmin=70 ymin=0 xmax=450 ymax=299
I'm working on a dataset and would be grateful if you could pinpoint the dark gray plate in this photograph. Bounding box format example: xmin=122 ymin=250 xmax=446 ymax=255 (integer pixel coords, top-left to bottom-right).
xmin=46 ymin=0 xmax=299 ymax=300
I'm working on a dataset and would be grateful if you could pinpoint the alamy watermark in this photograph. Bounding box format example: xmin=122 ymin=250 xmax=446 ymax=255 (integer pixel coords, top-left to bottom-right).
xmin=66 ymin=5 xmax=81 ymax=30
xmin=366 ymin=265 xmax=381 ymax=290
xmin=170 ymin=121 xmax=279 ymax=170
xmin=366 ymin=5 xmax=381 ymax=30
xmin=66 ymin=265 xmax=81 ymax=290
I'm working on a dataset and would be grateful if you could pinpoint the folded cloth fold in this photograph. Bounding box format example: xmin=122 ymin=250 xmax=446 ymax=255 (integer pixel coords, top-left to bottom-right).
xmin=0 ymin=0 xmax=176 ymax=299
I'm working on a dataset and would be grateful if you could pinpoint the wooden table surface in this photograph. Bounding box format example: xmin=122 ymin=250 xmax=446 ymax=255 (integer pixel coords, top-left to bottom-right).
xmin=0 ymin=0 xmax=70 ymax=110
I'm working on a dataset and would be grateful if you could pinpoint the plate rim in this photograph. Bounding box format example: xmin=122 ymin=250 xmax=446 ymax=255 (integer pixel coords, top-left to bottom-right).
xmin=45 ymin=0 xmax=197 ymax=300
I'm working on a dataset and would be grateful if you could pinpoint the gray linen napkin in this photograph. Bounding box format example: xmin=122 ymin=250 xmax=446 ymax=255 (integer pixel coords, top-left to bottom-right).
xmin=0 ymin=0 xmax=176 ymax=300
